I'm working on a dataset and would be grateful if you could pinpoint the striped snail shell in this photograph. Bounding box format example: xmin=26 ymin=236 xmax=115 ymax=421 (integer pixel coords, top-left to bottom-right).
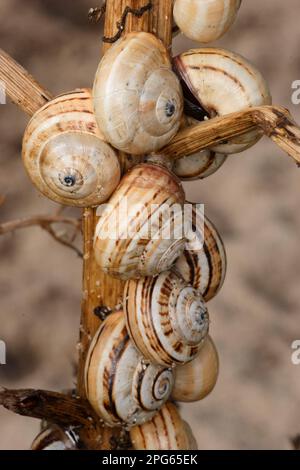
xmin=174 ymin=204 xmax=227 ymax=302
xmin=93 ymin=32 xmax=183 ymax=155
xmin=173 ymin=116 xmax=227 ymax=180
xmin=172 ymin=336 xmax=219 ymax=402
xmin=173 ymin=0 xmax=242 ymax=43
xmin=173 ymin=48 xmax=272 ymax=154
xmin=22 ymin=89 xmax=121 ymax=207
xmin=94 ymin=163 xmax=186 ymax=280
xmin=130 ymin=402 xmax=198 ymax=450
xmin=31 ymin=425 xmax=78 ymax=451
xmin=124 ymin=270 xmax=209 ymax=366
xmin=85 ymin=312 xmax=175 ymax=427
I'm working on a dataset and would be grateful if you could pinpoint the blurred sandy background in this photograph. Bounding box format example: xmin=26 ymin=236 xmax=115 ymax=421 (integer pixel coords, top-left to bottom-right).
xmin=0 ymin=0 xmax=300 ymax=450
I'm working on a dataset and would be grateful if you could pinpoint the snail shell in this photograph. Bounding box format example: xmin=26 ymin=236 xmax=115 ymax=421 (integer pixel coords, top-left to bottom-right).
xmin=22 ymin=89 xmax=121 ymax=207
xmin=94 ymin=163 xmax=186 ymax=280
xmin=85 ymin=312 xmax=174 ymax=427
xmin=93 ymin=32 xmax=183 ymax=155
xmin=175 ymin=204 xmax=227 ymax=301
xmin=172 ymin=336 xmax=219 ymax=402
xmin=130 ymin=402 xmax=198 ymax=450
xmin=31 ymin=424 xmax=78 ymax=450
xmin=173 ymin=48 xmax=272 ymax=154
xmin=173 ymin=117 xmax=227 ymax=180
xmin=124 ymin=270 xmax=209 ymax=366
xmin=173 ymin=0 xmax=242 ymax=43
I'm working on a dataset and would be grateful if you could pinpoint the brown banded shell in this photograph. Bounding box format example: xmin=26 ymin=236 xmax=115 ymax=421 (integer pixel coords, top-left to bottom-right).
xmin=31 ymin=425 xmax=78 ymax=451
xmin=84 ymin=312 xmax=174 ymax=427
xmin=124 ymin=270 xmax=209 ymax=366
xmin=173 ymin=0 xmax=242 ymax=43
xmin=93 ymin=32 xmax=183 ymax=155
xmin=130 ymin=402 xmax=198 ymax=450
xmin=94 ymin=163 xmax=186 ymax=280
xmin=22 ymin=89 xmax=121 ymax=207
xmin=174 ymin=204 xmax=227 ymax=301
xmin=173 ymin=48 xmax=272 ymax=154
xmin=172 ymin=336 xmax=219 ymax=402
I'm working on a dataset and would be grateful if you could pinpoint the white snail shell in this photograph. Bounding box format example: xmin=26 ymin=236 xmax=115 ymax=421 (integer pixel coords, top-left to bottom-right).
xmin=174 ymin=204 xmax=227 ymax=301
xmin=22 ymin=89 xmax=121 ymax=207
xmin=124 ymin=270 xmax=209 ymax=366
xmin=173 ymin=117 xmax=227 ymax=180
xmin=173 ymin=48 xmax=272 ymax=154
xmin=130 ymin=402 xmax=198 ymax=450
xmin=93 ymin=32 xmax=183 ymax=155
xmin=172 ymin=336 xmax=219 ymax=402
xmin=94 ymin=163 xmax=186 ymax=280
xmin=173 ymin=0 xmax=242 ymax=43
xmin=85 ymin=312 xmax=174 ymax=427
xmin=31 ymin=425 xmax=78 ymax=451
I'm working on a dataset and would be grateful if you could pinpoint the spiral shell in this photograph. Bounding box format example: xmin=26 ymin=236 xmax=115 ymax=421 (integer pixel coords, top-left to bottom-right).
xmin=124 ymin=270 xmax=209 ymax=366
xmin=93 ymin=32 xmax=183 ymax=155
xmin=173 ymin=48 xmax=272 ymax=154
xmin=173 ymin=0 xmax=242 ymax=43
xmin=31 ymin=425 xmax=78 ymax=451
xmin=22 ymin=89 xmax=121 ymax=207
xmin=94 ymin=163 xmax=186 ymax=280
xmin=175 ymin=204 xmax=227 ymax=301
xmin=172 ymin=336 xmax=219 ymax=402
xmin=85 ymin=312 xmax=174 ymax=427
xmin=130 ymin=402 xmax=198 ymax=450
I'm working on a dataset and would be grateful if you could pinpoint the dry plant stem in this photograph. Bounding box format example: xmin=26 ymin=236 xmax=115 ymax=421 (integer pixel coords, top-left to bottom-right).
xmin=0 ymin=48 xmax=52 ymax=115
xmin=77 ymin=0 xmax=174 ymax=404
xmin=162 ymin=105 xmax=300 ymax=165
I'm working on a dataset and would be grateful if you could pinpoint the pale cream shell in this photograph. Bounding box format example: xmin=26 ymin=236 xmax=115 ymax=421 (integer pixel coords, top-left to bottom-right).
xmin=93 ymin=32 xmax=183 ymax=155
xmin=31 ymin=425 xmax=77 ymax=451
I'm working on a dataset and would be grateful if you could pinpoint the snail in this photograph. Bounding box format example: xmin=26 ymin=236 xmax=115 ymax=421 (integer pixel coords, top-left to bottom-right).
xmin=173 ymin=48 xmax=272 ymax=154
xmin=130 ymin=402 xmax=198 ymax=450
xmin=173 ymin=116 xmax=227 ymax=180
xmin=22 ymin=89 xmax=121 ymax=207
xmin=172 ymin=336 xmax=219 ymax=402
xmin=174 ymin=204 xmax=227 ymax=301
xmin=94 ymin=163 xmax=186 ymax=280
xmin=124 ymin=270 xmax=209 ymax=366
xmin=173 ymin=0 xmax=242 ymax=44
xmin=85 ymin=312 xmax=175 ymax=427
xmin=31 ymin=424 xmax=78 ymax=450
xmin=93 ymin=32 xmax=183 ymax=155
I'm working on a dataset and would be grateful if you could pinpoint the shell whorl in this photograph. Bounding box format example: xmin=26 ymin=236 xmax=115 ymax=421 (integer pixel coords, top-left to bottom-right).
xmin=31 ymin=425 xmax=78 ymax=451
xmin=93 ymin=32 xmax=183 ymax=155
xmin=84 ymin=312 xmax=174 ymax=427
xmin=94 ymin=163 xmax=186 ymax=280
xmin=130 ymin=402 xmax=198 ymax=450
xmin=175 ymin=204 xmax=227 ymax=302
xmin=124 ymin=270 xmax=209 ymax=366
xmin=173 ymin=48 xmax=271 ymax=154
xmin=22 ymin=89 xmax=121 ymax=207
xmin=173 ymin=0 xmax=242 ymax=44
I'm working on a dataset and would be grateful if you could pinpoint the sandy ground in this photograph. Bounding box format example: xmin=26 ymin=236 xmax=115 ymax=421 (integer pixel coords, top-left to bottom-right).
xmin=0 ymin=0 xmax=300 ymax=450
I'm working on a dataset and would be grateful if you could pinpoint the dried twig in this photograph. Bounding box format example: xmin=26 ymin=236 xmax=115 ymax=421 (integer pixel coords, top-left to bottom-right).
xmin=88 ymin=3 xmax=106 ymax=24
xmin=0 ymin=213 xmax=82 ymax=257
xmin=291 ymin=435 xmax=300 ymax=450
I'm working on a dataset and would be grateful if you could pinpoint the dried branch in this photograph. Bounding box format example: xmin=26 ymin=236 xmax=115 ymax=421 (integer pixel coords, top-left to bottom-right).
xmin=0 ymin=213 xmax=82 ymax=257
xmin=88 ymin=3 xmax=106 ymax=24
xmin=291 ymin=435 xmax=300 ymax=450
xmin=162 ymin=105 xmax=300 ymax=166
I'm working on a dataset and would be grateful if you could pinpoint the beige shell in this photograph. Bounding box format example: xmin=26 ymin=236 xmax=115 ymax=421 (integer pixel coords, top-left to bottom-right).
xmin=124 ymin=270 xmax=209 ymax=366
xmin=93 ymin=32 xmax=183 ymax=155
xmin=172 ymin=336 xmax=219 ymax=402
xmin=173 ymin=0 xmax=242 ymax=43
xmin=85 ymin=312 xmax=174 ymax=427
xmin=31 ymin=425 xmax=78 ymax=451
xmin=130 ymin=402 xmax=198 ymax=450
xmin=174 ymin=204 xmax=227 ymax=301
xmin=173 ymin=117 xmax=227 ymax=180
xmin=94 ymin=163 xmax=186 ymax=280
xmin=173 ymin=48 xmax=272 ymax=154
xmin=22 ymin=89 xmax=121 ymax=207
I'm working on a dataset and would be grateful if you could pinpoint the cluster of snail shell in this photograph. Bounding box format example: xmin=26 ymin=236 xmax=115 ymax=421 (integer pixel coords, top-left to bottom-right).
xmin=25 ymin=1 xmax=271 ymax=451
